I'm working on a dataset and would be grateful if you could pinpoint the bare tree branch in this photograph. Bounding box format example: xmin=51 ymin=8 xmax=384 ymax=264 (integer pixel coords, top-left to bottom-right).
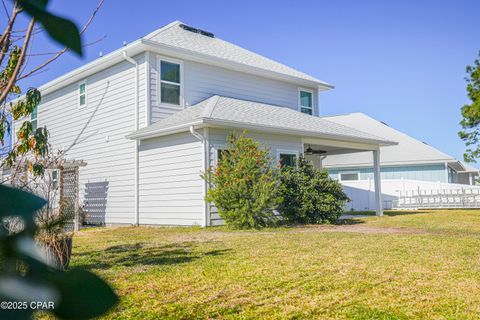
xmin=0 ymin=18 xmax=34 ymax=105
xmin=0 ymin=4 xmax=20 ymax=66
xmin=17 ymin=0 xmax=105 ymax=81
xmin=23 ymin=35 xmax=107 ymax=57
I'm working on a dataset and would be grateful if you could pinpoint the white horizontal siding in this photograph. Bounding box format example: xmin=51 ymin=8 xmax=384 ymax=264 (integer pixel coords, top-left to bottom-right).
xmin=138 ymin=54 xmax=147 ymax=128
xmin=138 ymin=132 xmax=204 ymax=225
xmin=207 ymin=128 xmax=303 ymax=225
xmin=15 ymin=53 xmax=147 ymax=225
xmin=149 ymin=53 xmax=319 ymax=124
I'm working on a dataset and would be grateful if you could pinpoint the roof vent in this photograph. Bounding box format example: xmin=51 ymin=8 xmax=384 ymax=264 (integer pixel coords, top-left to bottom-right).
xmin=380 ymin=121 xmax=389 ymax=127
xmin=179 ymin=24 xmax=214 ymax=38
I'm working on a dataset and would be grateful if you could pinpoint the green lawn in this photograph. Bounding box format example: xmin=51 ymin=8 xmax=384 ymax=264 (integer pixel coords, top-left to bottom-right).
xmin=70 ymin=210 xmax=480 ymax=319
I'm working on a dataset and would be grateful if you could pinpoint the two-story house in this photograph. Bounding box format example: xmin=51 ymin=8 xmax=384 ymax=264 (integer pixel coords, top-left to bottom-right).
xmin=13 ymin=21 xmax=394 ymax=226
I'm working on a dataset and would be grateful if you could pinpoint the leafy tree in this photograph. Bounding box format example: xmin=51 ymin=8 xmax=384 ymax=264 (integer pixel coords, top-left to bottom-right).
xmin=0 ymin=1 xmax=117 ymax=319
xmin=204 ymin=131 xmax=283 ymax=229
xmin=1 ymin=0 xmax=104 ymax=177
xmin=459 ymin=52 xmax=480 ymax=162
xmin=279 ymin=157 xmax=349 ymax=224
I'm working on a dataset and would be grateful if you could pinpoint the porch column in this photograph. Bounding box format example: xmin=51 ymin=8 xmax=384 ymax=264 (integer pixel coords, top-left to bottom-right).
xmin=372 ymin=149 xmax=383 ymax=216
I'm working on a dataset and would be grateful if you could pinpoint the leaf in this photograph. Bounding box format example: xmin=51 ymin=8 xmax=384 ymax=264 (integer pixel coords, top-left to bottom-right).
xmin=0 ymin=185 xmax=46 ymax=220
xmin=46 ymin=268 xmax=118 ymax=319
xmin=17 ymin=0 xmax=82 ymax=55
xmin=0 ymin=275 xmax=59 ymax=303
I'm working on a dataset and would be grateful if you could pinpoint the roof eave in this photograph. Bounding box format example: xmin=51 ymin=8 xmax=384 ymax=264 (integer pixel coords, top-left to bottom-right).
xmin=323 ymin=158 xmax=460 ymax=169
xmin=125 ymin=120 xmax=205 ymax=140
xmin=202 ymin=118 xmax=395 ymax=146
xmin=13 ymin=34 xmax=333 ymax=103
xmin=25 ymin=40 xmax=146 ymax=98
xmin=127 ymin=117 xmax=396 ymax=147
xmin=141 ymin=39 xmax=333 ymax=91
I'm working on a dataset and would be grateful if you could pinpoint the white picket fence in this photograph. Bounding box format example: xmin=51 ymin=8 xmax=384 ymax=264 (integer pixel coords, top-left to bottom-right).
xmin=394 ymin=188 xmax=480 ymax=209
xmin=340 ymin=179 xmax=480 ymax=211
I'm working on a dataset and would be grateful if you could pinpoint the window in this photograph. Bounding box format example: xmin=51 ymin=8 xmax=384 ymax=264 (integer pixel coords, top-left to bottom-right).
xmin=340 ymin=172 xmax=359 ymax=181
xmin=79 ymin=82 xmax=86 ymax=107
xmin=216 ymin=149 xmax=229 ymax=164
xmin=160 ymin=60 xmax=181 ymax=105
xmin=31 ymin=106 xmax=37 ymax=131
xmin=278 ymin=151 xmax=298 ymax=168
xmin=299 ymin=89 xmax=313 ymax=115
xmin=51 ymin=170 xmax=59 ymax=189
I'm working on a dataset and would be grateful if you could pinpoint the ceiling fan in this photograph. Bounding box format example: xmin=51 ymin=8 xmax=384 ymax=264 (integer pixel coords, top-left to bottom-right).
xmin=305 ymin=144 xmax=327 ymax=155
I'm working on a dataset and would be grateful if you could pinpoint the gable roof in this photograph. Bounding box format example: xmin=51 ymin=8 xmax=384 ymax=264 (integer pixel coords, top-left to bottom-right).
xmin=461 ymin=162 xmax=480 ymax=173
xmin=27 ymin=21 xmax=332 ymax=97
xmin=143 ymin=21 xmax=332 ymax=88
xmin=126 ymin=96 xmax=395 ymax=146
xmin=322 ymin=112 xmax=473 ymax=171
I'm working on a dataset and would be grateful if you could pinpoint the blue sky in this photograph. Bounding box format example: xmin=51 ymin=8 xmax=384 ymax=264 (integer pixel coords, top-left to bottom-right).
xmin=14 ymin=0 xmax=480 ymax=165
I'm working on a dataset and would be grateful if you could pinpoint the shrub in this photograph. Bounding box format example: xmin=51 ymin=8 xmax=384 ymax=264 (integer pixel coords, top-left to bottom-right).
xmin=204 ymin=131 xmax=282 ymax=229
xmin=279 ymin=157 xmax=349 ymax=224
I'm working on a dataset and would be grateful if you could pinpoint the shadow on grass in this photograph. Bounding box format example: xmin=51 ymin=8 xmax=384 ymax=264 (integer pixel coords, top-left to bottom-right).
xmin=73 ymin=242 xmax=231 ymax=270
xmin=334 ymin=218 xmax=365 ymax=226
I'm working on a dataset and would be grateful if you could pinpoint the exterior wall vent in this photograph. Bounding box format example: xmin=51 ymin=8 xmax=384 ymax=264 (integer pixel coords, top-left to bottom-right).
xmin=179 ymin=24 xmax=215 ymax=38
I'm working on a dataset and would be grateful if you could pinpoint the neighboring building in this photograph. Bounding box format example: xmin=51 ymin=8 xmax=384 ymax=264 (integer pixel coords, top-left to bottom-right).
xmin=322 ymin=113 xmax=480 ymax=210
xmin=323 ymin=113 xmax=478 ymax=184
xmin=11 ymin=21 xmax=394 ymax=226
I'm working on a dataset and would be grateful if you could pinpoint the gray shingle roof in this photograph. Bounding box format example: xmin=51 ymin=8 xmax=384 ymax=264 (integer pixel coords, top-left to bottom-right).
xmin=143 ymin=21 xmax=332 ymax=88
xmin=322 ymin=112 xmax=467 ymax=168
xmin=127 ymin=96 xmax=395 ymax=146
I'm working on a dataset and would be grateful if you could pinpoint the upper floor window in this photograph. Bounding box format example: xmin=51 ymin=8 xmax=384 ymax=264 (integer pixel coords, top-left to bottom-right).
xmin=31 ymin=106 xmax=37 ymax=131
xmin=299 ymin=89 xmax=313 ymax=115
xmin=160 ymin=60 xmax=181 ymax=106
xmin=79 ymin=82 xmax=87 ymax=108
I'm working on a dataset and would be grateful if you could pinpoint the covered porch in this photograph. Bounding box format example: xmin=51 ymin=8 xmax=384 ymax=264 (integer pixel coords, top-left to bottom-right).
xmin=127 ymin=95 xmax=397 ymax=225
xmin=300 ymin=138 xmax=384 ymax=216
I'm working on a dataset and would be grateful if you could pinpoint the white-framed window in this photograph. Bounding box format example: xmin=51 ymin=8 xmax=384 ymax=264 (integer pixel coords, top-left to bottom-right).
xmin=215 ymin=147 xmax=228 ymax=165
xmin=339 ymin=171 xmax=359 ymax=181
xmin=79 ymin=81 xmax=87 ymax=108
xmin=277 ymin=149 xmax=299 ymax=168
xmin=31 ymin=106 xmax=38 ymax=131
xmin=50 ymin=169 xmax=59 ymax=189
xmin=158 ymin=57 xmax=183 ymax=106
xmin=299 ymin=88 xmax=313 ymax=115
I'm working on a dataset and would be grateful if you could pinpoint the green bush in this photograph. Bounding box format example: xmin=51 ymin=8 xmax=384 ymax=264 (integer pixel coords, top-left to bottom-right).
xmin=279 ymin=157 xmax=349 ymax=224
xmin=204 ymin=132 xmax=282 ymax=229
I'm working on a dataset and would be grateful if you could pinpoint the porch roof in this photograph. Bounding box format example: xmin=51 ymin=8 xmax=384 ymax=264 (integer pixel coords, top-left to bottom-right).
xmin=126 ymin=95 xmax=397 ymax=147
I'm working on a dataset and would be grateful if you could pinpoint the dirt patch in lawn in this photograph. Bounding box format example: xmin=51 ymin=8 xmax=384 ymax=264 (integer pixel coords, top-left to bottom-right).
xmin=304 ymin=224 xmax=428 ymax=235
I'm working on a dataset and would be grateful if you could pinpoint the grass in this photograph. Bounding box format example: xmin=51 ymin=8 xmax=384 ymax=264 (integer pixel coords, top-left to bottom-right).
xmin=66 ymin=210 xmax=480 ymax=319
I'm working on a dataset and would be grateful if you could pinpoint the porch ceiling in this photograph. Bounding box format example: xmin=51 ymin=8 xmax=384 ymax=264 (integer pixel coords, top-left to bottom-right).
xmin=304 ymin=143 xmax=370 ymax=156
xmin=304 ymin=143 xmax=376 ymax=156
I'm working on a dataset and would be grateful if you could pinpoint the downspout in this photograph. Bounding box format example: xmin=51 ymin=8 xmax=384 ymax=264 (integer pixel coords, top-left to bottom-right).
xmin=189 ymin=125 xmax=204 ymax=141
xmin=189 ymin=125 xmax=209 ymax=227
xmin=123 ymin=51 xmax=140 ymax=226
